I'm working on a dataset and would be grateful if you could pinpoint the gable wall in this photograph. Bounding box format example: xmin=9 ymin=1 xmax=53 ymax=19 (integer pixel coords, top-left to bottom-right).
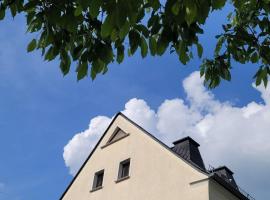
xmin=62 ymin=115 xmax=209 ymax=200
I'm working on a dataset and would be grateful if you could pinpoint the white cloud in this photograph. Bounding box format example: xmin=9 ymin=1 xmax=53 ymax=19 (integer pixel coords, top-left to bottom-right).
xmin=156 ymin=99 xmax=201 ymax=143
xmin=122 ymin=98 xmax=158 ymax=135
xmin=63 ymin=71 xmax=270 ymax=198
xmin=63 ymin=116 xmax=112 ymax=175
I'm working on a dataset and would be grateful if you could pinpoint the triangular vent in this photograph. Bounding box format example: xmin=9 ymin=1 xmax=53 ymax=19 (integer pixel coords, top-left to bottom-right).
xmin=103 ymin=127 xmax=129 ymax=148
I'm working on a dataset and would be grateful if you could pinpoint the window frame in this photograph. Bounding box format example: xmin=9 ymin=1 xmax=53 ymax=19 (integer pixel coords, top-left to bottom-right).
xmin=116 ymin=158 xmax=130 ymax=182
xmin=91 ymin=169 xmax=104 ymax=192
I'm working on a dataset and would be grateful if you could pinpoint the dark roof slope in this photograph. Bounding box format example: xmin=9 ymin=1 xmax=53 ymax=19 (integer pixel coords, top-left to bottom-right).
xmin=171 ymin=136 xmax=206 ymax=171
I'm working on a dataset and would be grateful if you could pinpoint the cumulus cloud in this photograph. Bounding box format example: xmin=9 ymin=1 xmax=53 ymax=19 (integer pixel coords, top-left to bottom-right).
xmin=63 ymin=71 xmax=270 ymax=198
xmin=63 ymin=116 xmax=112 ymax=175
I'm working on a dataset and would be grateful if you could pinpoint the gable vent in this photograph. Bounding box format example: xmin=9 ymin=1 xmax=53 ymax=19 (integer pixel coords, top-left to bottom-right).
xmin=171 ymin=137 xmax=206 ymax=171
xmin=101 ymin=127 xmax=129 ymax=149
xmin=107 ymin=128 xmax=127 ymax=144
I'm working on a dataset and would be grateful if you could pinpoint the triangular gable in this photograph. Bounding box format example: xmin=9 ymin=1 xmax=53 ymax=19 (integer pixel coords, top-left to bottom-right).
xmin=60 ymin=112 xmax=208 ymax=199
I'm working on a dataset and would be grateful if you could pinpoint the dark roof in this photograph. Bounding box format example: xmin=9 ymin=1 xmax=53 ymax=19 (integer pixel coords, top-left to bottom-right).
xmin=171 ymin=137 xmax=206 ymax=171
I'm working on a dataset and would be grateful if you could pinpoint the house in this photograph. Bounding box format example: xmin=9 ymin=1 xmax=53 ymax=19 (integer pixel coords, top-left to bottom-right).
xmin=60 ymin=112 xmax=255 ymax=200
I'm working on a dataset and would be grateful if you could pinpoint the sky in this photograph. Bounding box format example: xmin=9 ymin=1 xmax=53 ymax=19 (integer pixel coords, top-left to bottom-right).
xmin=0 ymin=5 xmax=269 ymax=200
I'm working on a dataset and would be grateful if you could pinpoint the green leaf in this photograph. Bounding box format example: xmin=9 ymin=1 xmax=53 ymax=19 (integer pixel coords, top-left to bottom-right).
xmin=212 ymin=0 xmax=226 ymax=10
xmin=254 ymin=67 xmax=268 ymax=86
xmin=129 ymin=30 xmax=140 ymax=55
xmin=117 ymin=45 xmax=124 ymax=64
xmin=91 ymin=59 xmax=104 ymax=79
xmin=115 ymin=4 xmax=127 ymax=28
xmin=110 ymin=29 xmax=118 ymax=41
xmin=178 ymin=42 xmax=189 ymax=64
xmin=24 ymin=1 xmax=36 ymax=11
xmin=185 ymin=2 xmax=197 ymax=25
xmin=140 ymin=37 xmax=148 ymax=58
xmin=119 ymin=21 xmax=130 ymax=39
xmin=215 ymin=36 xmax=225 ymax=55
xmin=135 ymin=24 xmax=149 ymax=38
xmin=262 ymin=67 xmax=268 ymax=87
xmin=72 ymin=45 xmax=83 ymax=60
xmin=221 ymin=68 xmax=231 ymax=81
xmin=197 ymin=1 xmax=210 ymax=24
xmin=78 ymin=0 xmax=90 ymax=9
xmin=0 ymin=7 xmax=5 ymax=20
xmin=77 ymin=62 xmax=88 ymax=80
xmin=149 ymin=0 xmax=160 ymax=11
xmin=263 ymin=76 xmax=268 ymax=87
xmin=60 ymin=51 xmax=71 ymax=75
xmin=179 ymin=50 xmax=189 ymax=64
xmin=74 ymin=6 xmax=83 ymax=16
xmin=255 ymin=76 xmax=262 ymax=86
xmin=156 ymin=39 xmax=168 ymax=55
xmin=250 ymin=52 xmax=259 ymax=63
xmin=89 ymin=0 xmax=102 ymax=18
xmin=196 ymin=43 xmax=203 ymax=58
xmin=27 ymin=39 xmax=36 ymax=52
xmin=172 ymin=2 xmax=180 ymax=15
xmin=200 ymin=64 xmax=205 ymax=77
xmin=45 ymin=47 xmax=57 ymax=61
xmin=10 ymin=4 xmax=17 ymax=17
xmin=60 ymin=61 xmax=71 ymax=76
xmin=98 ymin=45 xmax=113 ymax=64
xmin=149 ymin=37 xmax=157 ymax=56
xmin=101 ymin=13 xmax=115 ymax=38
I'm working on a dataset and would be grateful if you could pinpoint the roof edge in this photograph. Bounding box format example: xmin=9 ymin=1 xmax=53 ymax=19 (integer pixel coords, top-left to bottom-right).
xmin=117 ymin=113 xmax=208 ymax=174
xmin=173 ymin=136 xmax=200 ymax=147
xmin=213 ymin=166 xmax=234 ymax=175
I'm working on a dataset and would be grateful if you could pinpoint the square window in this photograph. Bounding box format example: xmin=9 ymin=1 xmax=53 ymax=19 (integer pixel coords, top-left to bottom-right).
xmin=118 ymin=159 xmax=130 ymax=180
xmin=92 ymin=170 xmax=104 ymax=190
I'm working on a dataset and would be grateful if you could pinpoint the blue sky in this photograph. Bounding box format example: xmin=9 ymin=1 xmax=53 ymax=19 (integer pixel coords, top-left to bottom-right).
xmin=0 ymin=5 xmax=268 ymax=200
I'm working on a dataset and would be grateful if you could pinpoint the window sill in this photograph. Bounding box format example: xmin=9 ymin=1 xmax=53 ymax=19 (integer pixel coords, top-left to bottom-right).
xmin=115 ymin=176 xmax=130 ymax=183
xmin=90 ymin=186 xmax=103 ymax=193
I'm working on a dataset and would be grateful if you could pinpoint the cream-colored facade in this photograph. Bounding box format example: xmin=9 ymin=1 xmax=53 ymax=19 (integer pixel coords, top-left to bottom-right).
xmin=60 ymin=113 xmax=250 ymax=200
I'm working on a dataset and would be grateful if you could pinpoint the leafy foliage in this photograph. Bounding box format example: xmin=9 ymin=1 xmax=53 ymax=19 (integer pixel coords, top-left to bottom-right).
xmin=1 ymin=0 xmax=270 ymax=88
xmin=200 ymin=0 xmax=270 ymax=88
